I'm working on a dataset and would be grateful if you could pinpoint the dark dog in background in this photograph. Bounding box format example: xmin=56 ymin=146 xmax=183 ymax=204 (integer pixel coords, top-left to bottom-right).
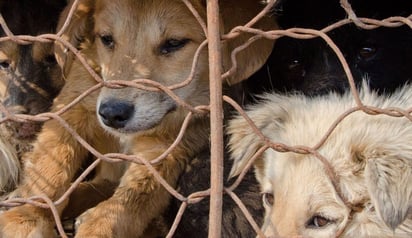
xmin=243 ymin=0 xmax=412 ymax=102
xmin=0 ymin=0 xmax=66 ymax=194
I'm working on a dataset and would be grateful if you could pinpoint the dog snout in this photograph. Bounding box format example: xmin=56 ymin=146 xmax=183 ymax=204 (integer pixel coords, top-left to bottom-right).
xmin=98 ymin=100 xmax=134 ymax=129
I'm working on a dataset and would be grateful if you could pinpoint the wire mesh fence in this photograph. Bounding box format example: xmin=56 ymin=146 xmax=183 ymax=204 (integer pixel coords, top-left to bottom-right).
xmin=0 ymin=0 xmax=411 ymax=237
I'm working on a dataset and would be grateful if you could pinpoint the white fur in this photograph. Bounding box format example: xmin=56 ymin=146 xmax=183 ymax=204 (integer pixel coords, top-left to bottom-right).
xmin=228 ymin=82 xmax=412 ymax=237
xmin=0 ymin=134 xmax=20 ymax=195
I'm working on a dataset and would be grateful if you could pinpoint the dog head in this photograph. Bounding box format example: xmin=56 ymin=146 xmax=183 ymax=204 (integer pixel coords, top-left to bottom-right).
xmin=228 ymin=84 xmax=412 ymax=237
xmin=242 ymin=0 xmax=412 ymax=103
xmin=57 ymin=0 xmax=275 ymax=136
xmin=0 ymin=0 xmax=66 ymax=140
xmin=263 ymin=26 xmax=412 ymax=96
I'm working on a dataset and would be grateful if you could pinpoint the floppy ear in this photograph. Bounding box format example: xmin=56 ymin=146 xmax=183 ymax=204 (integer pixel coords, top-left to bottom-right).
xmin=54 ymin=0 xmax=95 ymax=76
xmin=365 ymin=155 xmax=412 ymax=230
xmin=220 ymin=0 xmax=277 ymax=85
xmin=227 ymin=97 xmax=287 ymax=178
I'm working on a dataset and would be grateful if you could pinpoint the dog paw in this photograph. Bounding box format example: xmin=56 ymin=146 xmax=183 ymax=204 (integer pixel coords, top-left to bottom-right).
xmin=74 ymin=201 xmax=131 ymax=238
xmin=74 ymin=207 xmax=112 ymax=238
xmin=74 ymin=206 xmax=95 ymax=233
xmin=0 ymin=205 xmax=56 ymax=238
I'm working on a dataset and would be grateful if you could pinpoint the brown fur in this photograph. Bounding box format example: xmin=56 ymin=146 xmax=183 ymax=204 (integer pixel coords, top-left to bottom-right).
xmin=0 ymin=0 xmax=275 ymax=237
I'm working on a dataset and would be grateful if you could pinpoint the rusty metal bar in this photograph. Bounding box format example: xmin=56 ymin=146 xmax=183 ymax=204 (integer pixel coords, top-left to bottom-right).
xmin=206 ymin=0 xmax=224 ymax=237
xmin=1 ymin=1 xmax=411 ymax=237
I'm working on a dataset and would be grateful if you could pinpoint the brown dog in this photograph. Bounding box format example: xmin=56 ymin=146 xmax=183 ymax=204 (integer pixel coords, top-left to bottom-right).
xmin=0 ymin=0 xmax=275 ymax=237
xmin=0 ymin=0 xmax=66 ymax=195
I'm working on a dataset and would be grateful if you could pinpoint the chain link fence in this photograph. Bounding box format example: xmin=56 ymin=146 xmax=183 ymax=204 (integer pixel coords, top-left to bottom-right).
xmin=0 ymin=0 xmax=411 ymax=237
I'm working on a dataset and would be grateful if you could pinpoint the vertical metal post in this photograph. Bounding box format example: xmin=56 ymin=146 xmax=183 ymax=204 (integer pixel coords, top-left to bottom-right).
xmin=206 ymin=0 xmax=223 ymax=237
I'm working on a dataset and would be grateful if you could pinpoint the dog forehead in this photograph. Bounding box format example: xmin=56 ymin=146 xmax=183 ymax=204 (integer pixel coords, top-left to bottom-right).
xmin=267 ymin=153 xmax=347 ymax=213
xmin=94 ymin=0 xmax=205 ymax=35
xmin=267 ymin=151 xmax=325 ymax=185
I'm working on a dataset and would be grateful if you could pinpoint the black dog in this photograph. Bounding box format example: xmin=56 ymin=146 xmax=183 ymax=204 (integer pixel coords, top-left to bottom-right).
xmin=243 ymin=0 xmax=412 ymax=101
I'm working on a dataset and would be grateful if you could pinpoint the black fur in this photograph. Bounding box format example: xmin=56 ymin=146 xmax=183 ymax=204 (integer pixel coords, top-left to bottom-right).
xmin=243 ymin=0 xmax=412 ymax=102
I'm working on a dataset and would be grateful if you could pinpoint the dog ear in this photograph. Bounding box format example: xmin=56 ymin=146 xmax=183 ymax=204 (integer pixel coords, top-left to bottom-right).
xmin=227 ymin=96 xmax=287 ymax=178
xmin=365 ymin=154 xmax=412 ymax=230
xmin=220 ymin=0 xmax=277 ymax=85
xmin=54 ymin=0 xmax=95 ymax=76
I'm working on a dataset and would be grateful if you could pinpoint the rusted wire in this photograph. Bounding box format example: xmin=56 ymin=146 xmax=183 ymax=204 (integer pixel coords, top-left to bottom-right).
xmin=0 ymin=1 xmax=411 ymax=238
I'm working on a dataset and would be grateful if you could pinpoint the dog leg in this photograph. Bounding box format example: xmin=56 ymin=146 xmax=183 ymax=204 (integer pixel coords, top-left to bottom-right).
xmin=62 ymin=179 xmax=118 ymax=220
xmin=75 ymin=137 xmax=186 ymax=238
xmin=0 ymin=64 xmax=117 ymax=237
xmin=0 ymin=121 xmax=117 ymax=237
xmin=0 ymin=110 xmax=94 ymax=236
xmin=0 ymin=110 xmax=107 ymax=237
xmin=63 ymin=161 xmax=126 ymax=220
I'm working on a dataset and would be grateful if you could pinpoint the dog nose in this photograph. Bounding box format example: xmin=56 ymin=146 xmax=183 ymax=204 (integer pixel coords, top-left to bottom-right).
xmin=98 ymin=100 xmax=134 ymax=129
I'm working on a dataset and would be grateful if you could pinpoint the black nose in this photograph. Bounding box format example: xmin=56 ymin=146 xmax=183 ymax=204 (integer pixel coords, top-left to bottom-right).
xmin=98 ymin=100 xmax=134 ymax=129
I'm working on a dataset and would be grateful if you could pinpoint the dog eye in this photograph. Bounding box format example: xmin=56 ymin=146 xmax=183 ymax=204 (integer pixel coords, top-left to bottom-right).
xmin=288 ymin=59 xmax=301 ymax=70
xmin=262 ymin=192 xmax=274 ymax=207
xmin=0 ymin=60 xmax=10 ymax=69
xmin=43 ymin=55 xmax=57 ymax=66
xmin=159 ymin=38 xmax=189 ymax=55
xmin=99 ymin=34 xmax=115 ymax=49
xmin=358 ymin=46 xmax=377 ymax=60
xmin=306 ymin=215 xmax=334 ymax=229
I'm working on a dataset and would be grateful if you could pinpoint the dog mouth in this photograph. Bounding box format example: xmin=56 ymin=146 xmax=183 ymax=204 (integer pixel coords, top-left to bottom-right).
xmin=97 ymin=97 xmax=177 ymax=135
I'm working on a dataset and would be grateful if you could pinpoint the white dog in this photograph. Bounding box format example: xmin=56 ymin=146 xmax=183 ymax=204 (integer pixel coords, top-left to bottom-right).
xmin=228 ymin=83 xmax=412 ymax=237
